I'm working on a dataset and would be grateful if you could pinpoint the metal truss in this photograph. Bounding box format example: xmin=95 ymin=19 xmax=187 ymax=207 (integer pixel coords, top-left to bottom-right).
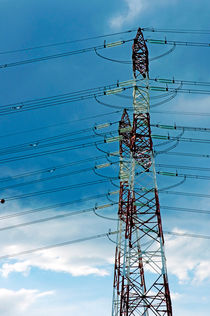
xmin=112 ymin=28 xmax=172 ymax=316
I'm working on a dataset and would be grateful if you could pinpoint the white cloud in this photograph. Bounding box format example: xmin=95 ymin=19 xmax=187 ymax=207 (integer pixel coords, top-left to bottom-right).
xmin=26 ymin=297 xmax=111 ymax=316
xmin=171 ymin=95 xmax=210 ymax=116
xmin=171 ymin=291 xmax=181 ymax=301
xmin=1 ymin=260 xmax=31 ymax=277
xmin=0 ymin=288 xmax=53 ymax=316
xmin=0 ymin=201 xmax=116 ymax=278
xmin=0 ymin=245 xmax=111 ymax=278
xmin=109 ymin=0 xmax=145 ymax=30
xmin=2 ymin=200 xmax=210 ymax=288
xmin=165 ymin=228 xmax=210 ymax=283
xmin=108 ymin=0 xmax=178 ymax=30
xmin=194 ymin=261 xmax=210 ymax=282
xmin=157 ymin=94 xmax=210 ymax=128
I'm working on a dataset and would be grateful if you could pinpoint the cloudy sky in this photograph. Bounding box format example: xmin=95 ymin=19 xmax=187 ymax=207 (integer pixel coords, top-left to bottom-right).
xmin=0 ymin=0 xmax=209 ymax=315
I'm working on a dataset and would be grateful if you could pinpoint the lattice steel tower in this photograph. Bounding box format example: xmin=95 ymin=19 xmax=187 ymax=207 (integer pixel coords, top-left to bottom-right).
xmin=112 ymin=28 xmax=172 ymax=316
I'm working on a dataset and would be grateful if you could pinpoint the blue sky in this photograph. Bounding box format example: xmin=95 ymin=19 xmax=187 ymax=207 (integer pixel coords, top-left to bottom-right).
xmin=0 ymin=0 xmax=209 ymax=315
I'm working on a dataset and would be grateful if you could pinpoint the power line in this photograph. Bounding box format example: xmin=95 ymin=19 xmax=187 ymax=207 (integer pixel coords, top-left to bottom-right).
xmin=152 ymin=123 xmax=210 ymax=133
xmin=157 ymin=170 xmax=210 ymax=181
xmin=0 ymin=29 xmax=136 ymax=55
xmin=0 ymin=230 xmax=119 ymax=260
xmin=161 ymin=205 xmax=210 ymax=215
xmin=163 ymin=151 xmax=210 ymax=159
xmin=0 ymin=161 xmax=117 ymax=191
xmin=164 ymin=231 xmax=210 ymax=240
xmin=0 ymin=154 xmax=108 ymax=183
xmin=0 ymin=110 xmax=120 ymax=139
xmin=0 ymin=203 xmax=117 ymax=232
xmin=4 ymin=131 xmax=209 ymax=165
xmin=0 ymin=191 xmax=118 ymax=220
xmin=0 ymin=128 xmax=118 ymax=157
xmin=95 ymin=90 xmax=179 ymax=110
xmin=0 ymin=81 xmax=132 ymax=110
xmin=0 ymin=78 xmax=209 ymax=113
xmin=149 ymin=85 xmax=210 ymax=95
xmin=2 ymin=27 xmax=210 ymax=56
xmin=156 ymin=163 xmax=210 ymax=172
xmin=0 ymin=166 xmax=97 ymax=191
xmin=152 ymin=110 xmax=210 ymax=117
xmin=0 ymin=81 xmax=135 ymax=116
xmin=153 ymin=134 xmax=210 ymax=145
xmin=150 ymin=77 xmax=210 ymax=87
xmin=146 ymin=38 xmax=210 ymax=47
xmin=3 ymin=163 xmax=210 ymax=203
xmin=0 ymin=78 xmax=210 ymax=117
xmin=2 ymin=178 xmax=113 ymax=201
xmin=142 ymin=27 xmax=210 ymax=35
xmin=1 ymin=201 xmax=210 ymax=234
xmin=0 ymin=130 xmax=121 ymax=164
xmin=160 ymin=190 xmax=210 ymax=199
xmin=0 ymin=132 xmax=99 ymax=156
xmin=0 ymin=229 xmax=209 ymax=261
xmin=0 ymin=38 xmax=133 ymax=69
xmin=0 ymin=139 xmax=106 ymax=164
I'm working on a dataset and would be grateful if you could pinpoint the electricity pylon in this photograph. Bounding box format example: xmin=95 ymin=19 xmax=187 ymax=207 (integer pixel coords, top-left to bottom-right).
xmin=112 ymin=28 xmax=172 ymax=316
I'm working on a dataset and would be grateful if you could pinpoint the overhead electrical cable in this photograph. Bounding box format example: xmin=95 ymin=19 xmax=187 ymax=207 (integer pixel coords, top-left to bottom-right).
xmin=2 ymin=27 xmax=210 ymax=56
xmin=0 ymin=82 xmax=136 ymax=116
xmin=0 ymin=77 xmax=208 ymax=111
xmin=0 ymin=78 xmax=209 ymax=116
xmin=0 ymin=139 xmax=109 ymax=164
xmin=0 ymin=230 xmax=210 ymax=261
xmin=149 ymin=85 xmax=210 ymax=95
xmin=157 ymin=170 xmax=210 ymax=181
xmin=0 ymin=230 xmax=119 ymax=260
xmin=149 ymin=77 xmax=210 ymax=87
xmin=95 ymin=45 xmax=177 ymax=64
xmin=95 ymin=42 xmax=194 ymax=64
xmin=156 ymin=163 xmax=210 ymax=172
xmin=0 ymin=160 xmax=118 ymax=191
xmin=0 ymin=110 xmax=121 ymax=139
xmin=0 ymin=191 xmax=119 ymax=220
xmin=0 ymin=165 xmax=108 ymax=191
xmin=153 ymin=134 xmax=210 ymax=144
xmin=0 ymin=132 xmax=102 ymax=156
xmin=160 ymin=190 xmax=210 ymax=199
xmin=164 ymin=231 xmax=210 ymax=240
xmin=0 ymin=80 xmax=131 ymax=109
xmin=146 ymin=38 xmax=210 ymax=47
xmin=116 ymin=90 xmax=174 ymax=100
xmin=0 ymin=154 xmax=108 ymax=183
xmin=2 ymin=201 xmax=210 ymax=233
xmin=161 ymin=205 xmax=210 ymax=215
xmin=0 ymin=29 xmax=136 ymax=55
xmin=1 ymin=178 xmax=115 ymax=202
xmin=0 ymin=38 xmax=133 ymax=69
xmin=149 ymin=44 xmax=176 ymax=61
xmin=95 ymin=89 xmax=179 ymax=110
xmin=94 ymin=47 xmax=131 ymax=64
xmin=142 ymin=27 xmax=210 ymax=35
xmin=0 ymin=120 xmax=117 ymax=151
xmin=152 ymin=110 xmax=210 ymax=117
xmin=0 ymin=203 xmax=117 ymax=232
xmin=162 ymin=151 xmax=210 ymax=159
xmin=0 ymin=129 xmax=118 ymax=157
xmin=152 ymin=123 xmax=210 ymax=133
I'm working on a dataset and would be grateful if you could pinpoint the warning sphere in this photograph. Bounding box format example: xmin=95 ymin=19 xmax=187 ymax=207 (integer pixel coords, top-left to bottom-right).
xmin=0 ymin=199 xmax=5 ymax=204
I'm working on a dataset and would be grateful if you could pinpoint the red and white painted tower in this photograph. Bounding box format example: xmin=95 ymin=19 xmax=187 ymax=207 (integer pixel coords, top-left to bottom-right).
xmin=112 ymin=28 xmax=172 ymax=316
